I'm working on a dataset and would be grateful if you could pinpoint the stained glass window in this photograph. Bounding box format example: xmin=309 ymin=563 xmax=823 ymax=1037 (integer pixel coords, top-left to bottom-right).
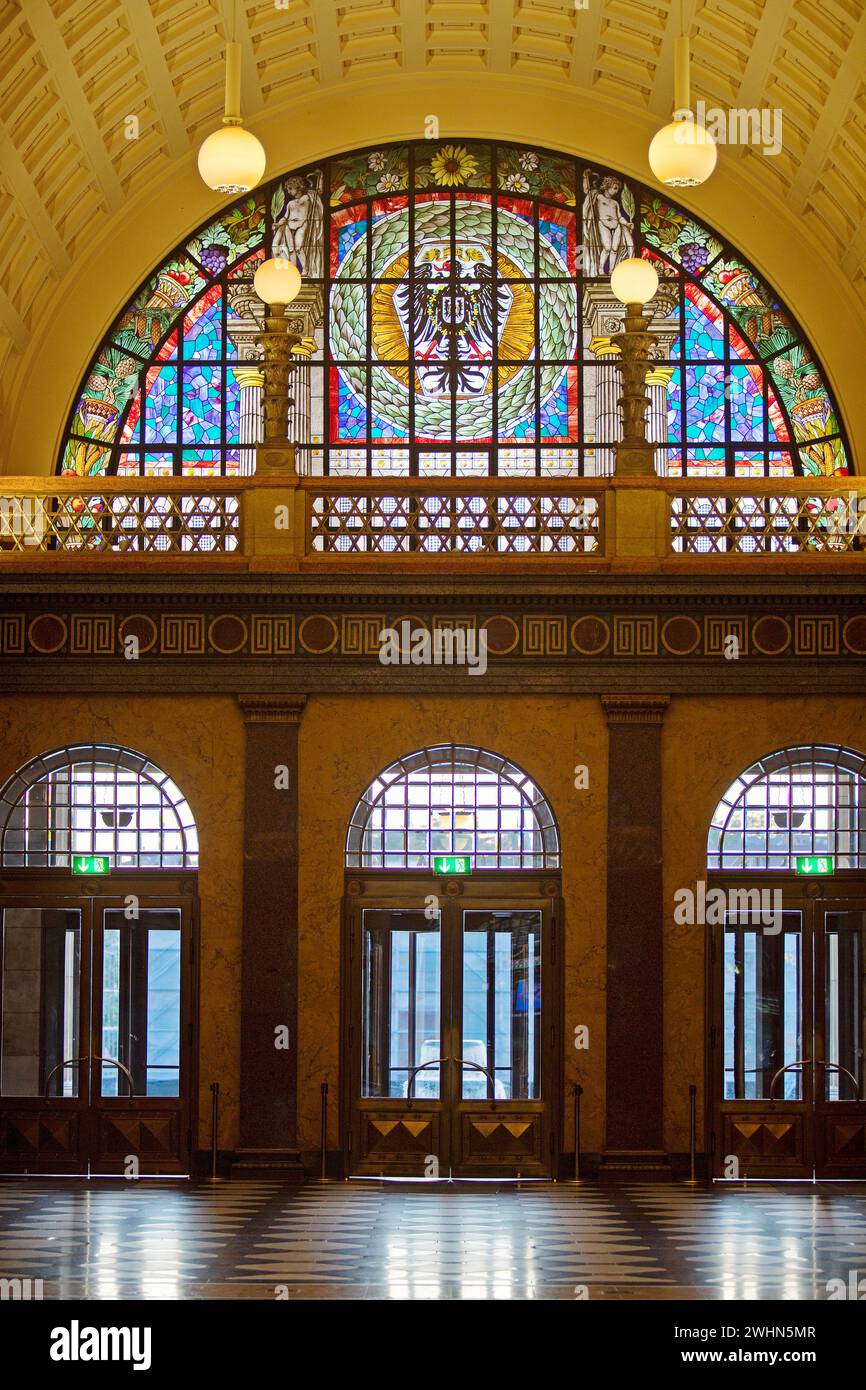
xmin=708 ymin=745 xmax=866 ymax=870
xmin=59 ymin=143 xmax=850 ymax=481
xmin=0 ymin=745 xmax=198 ymax=868
xmin=345 ymin=744 xmax=559 ymax=870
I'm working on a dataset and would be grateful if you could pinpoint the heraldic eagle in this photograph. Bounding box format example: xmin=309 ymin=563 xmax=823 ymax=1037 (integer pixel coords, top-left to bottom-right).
xmin=395 ymin=260 xmax=509 ymax=393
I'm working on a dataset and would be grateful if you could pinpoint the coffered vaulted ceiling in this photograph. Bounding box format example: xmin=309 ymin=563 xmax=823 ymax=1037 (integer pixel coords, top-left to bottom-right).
xmin=1 ymin=0 xmax=865 ymax=463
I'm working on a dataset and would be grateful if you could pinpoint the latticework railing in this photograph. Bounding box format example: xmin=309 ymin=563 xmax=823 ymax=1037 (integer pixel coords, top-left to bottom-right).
xmin=0 ymin=488 xmax=241 ymax=553
xmin=670 ymin=490 xmax=866 ymax=554
xmin=3 ymin=474 xmax=866 ymax=564
xmin=308 ymin=488 xmax=602 ymax=554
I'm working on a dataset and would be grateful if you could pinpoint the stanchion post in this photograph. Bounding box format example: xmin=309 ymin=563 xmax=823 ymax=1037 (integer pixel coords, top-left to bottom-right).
xmin=207 ymin=1081 xmax=220 ymax=1181
xmin=572 ymin=1083 xmax=584 ymax=1183
xmin=320 ymin=1081 xmax=329 ymax=1180
xmin=684 ymin=1082 xmax=701 ymax=1186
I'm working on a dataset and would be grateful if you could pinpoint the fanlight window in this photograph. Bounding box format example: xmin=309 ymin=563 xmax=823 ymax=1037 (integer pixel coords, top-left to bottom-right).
xmin=0 ymin=745 xmax=198 ymax=869
xmin=708 ymin=744 xmax=866 ymax=870
xmin=346 ymin=744 xmax=559 ymax=870
xmin=60 ymin=140 xmax=848 ymax=483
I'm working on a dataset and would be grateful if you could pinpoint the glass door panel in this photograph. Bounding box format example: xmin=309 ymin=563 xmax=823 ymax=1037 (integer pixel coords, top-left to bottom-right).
xmin=461 ymin=910 xmax=541 ymax=1101
xmin=714 ymin=891 xmax=866 ymax=1179
xmin=722 ymin=911 xmax=804 ymax=1101
xmin=99 ymin=908 xmax=182 ymax=1098
xmin=361 ymin=908 xmax=441 ymax=1099
xmin=822 ymin=909 xmax=865 ymax=1102
xmin=349 ymin=885 xmax=557 ymax=1178
xmin=0 ymin=908 xmax=82 ymax=1099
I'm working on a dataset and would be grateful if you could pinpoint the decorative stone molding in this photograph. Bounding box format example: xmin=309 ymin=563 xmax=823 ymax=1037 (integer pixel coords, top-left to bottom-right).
xmin=238 ymin=695 xmax=307 ymax=723
xmin=601 ymin=694 xmax=670 ymax=724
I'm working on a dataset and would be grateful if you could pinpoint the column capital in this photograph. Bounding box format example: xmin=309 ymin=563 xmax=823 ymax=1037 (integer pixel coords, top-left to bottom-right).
xmin=238 ymin=695 xmax=307 ymax=724
xmin=601 ymin=694 xmax=670 ymax=725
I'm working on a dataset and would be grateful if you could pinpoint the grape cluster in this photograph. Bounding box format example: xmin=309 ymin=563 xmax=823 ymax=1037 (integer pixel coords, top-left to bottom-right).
xmin=680 ymin=242 xmax=708 ymax=275
xmin=199 ymin=243 xmax=229 ymax=275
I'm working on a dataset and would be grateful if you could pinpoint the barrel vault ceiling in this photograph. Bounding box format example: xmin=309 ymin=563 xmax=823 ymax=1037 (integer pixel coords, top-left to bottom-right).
xmin=1 ymin=0 xmax=866 ymax=452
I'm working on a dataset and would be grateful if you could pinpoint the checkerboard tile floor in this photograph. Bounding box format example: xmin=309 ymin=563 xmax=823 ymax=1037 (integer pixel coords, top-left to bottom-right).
xmin=0 ymin=1180 xmax=864 ymax=1299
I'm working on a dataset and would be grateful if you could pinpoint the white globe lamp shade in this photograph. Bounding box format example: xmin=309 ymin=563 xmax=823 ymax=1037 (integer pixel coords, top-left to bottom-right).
xmin=611 ymin=257 xmax=659 ymax=307
xmin=648 ymin=118 xmax=717 ymax=188
xmin=254 ymin=256 xmax=302 ymax=307
xmin=197 ymin=123 xmax=266 ymax=194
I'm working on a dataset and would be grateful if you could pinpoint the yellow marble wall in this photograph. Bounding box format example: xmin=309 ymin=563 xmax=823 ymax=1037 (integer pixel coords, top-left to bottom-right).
xmin=0 ymin=696 xmax=244 ymax=1149
xmin=297 ymin=695 xmax=608 ymax=1154
xmin=663 ymin=696 xmax=866 ymax=1152
xmin=4 ymin=690 xmax=857 ymax=1163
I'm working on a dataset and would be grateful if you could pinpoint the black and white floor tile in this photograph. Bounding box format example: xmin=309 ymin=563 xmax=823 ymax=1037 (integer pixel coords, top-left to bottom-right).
xmin=0 ymin=1180 xmax=864 ymax=1300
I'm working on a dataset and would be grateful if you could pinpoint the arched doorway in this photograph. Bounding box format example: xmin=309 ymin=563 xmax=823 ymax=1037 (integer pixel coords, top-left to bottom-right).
xmin=707 ymin=744 xmax=866 ymax=1179
xmin=342 ymin=744 xmax=562 ymax=1179
xmin=0 ymin=745 xmax=199 ymax=1176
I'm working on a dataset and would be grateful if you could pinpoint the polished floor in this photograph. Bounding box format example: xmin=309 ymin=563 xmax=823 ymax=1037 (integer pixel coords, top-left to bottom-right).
xmin=0 ymin=1179 xmax=864 ymax=1300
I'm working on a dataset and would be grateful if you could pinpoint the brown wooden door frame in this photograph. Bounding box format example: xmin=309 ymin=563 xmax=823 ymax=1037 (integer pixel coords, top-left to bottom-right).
xmin=341 ymin=870 xmax=562 ymax=1179
xmin=707 ymin=871 xmax=866 ymax=1180
xmin=813 ymin=895 xmax=866 ymax=1178
xmin=0 ymin=870 xmax=198 ymax=1176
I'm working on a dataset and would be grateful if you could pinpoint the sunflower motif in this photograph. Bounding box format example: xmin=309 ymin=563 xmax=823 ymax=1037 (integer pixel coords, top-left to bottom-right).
xmin=430 ymin=144 xmax=478 ymax=187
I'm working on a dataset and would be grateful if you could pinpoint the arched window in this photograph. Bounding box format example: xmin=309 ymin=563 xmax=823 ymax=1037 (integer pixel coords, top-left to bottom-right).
xmin=59 ymin=141 xmax=848 ymax=484
xmin=707 ymin=744 xmax=866 ymax=870
xmin=346 ymin=744 xmax=559 ymax=869
xmin=0 ymin=745 xmax=198 ymax=869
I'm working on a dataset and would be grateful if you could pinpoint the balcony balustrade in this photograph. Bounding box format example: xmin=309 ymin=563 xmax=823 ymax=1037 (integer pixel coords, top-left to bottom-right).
xmin=0 ymin=471 xmax=864 ymax=569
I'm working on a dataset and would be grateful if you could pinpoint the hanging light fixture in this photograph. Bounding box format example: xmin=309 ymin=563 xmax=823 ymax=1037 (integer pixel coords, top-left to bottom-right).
xmin=197 ymin=9 xmax=265 ymax=194
xmin=648 ymin=9 xmax=717 ymax=188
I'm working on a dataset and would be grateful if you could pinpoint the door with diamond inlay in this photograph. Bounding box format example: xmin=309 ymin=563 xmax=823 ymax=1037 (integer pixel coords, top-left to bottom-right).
xmin=343 ymin=873 xmax=561 ymax=1178
xmin=0 ymin=875 xmax=196 ymax=1175
xmin=710 ymin=880 xmax=866 ymax=1180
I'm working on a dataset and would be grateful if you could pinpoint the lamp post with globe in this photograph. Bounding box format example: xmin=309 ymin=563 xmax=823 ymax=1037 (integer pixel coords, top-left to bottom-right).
xmin=609 ymin=257 xmax=660 ymax=478
xmin=252 ymin=257 xmax=303 ymax=474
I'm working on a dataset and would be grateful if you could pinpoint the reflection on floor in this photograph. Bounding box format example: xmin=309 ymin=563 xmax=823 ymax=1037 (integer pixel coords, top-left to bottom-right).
xmin=0 ymin=1180 xmax=864 ymax=1300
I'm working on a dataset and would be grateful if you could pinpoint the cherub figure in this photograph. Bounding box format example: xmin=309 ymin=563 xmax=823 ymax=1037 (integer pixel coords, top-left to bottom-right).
xmin=582 ymin=172 xmax=635 ymax=276
xmin=273 ymin=172 xmax=324 ymax=278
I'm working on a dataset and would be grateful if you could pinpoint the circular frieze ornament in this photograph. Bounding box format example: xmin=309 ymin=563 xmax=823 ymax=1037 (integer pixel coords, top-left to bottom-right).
xmin=482 ymin=616 xmax=519 ymax=656
xmin=118 ymin=614 xmax=157 ymax=653
xmin=661 ymin=616 xmax=701 ymax=656
xmin=208 ymin=614 xmax=248 ymax=654
xmin=28 ymin=614 xmax=67 ymax=654
xmin=571 ymin=616 xmax=610 ymax=656
xmin=843 ymin=615 xmax=866 ymax=655
xmin=298 ymin=615 xmax=338 ymax=654
xmin=751 ymin=616 xmax=791 ymax=655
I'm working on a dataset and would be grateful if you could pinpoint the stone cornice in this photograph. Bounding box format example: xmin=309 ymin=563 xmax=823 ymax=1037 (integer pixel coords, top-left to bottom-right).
xmin=238 ymin=696 xmax=307 ymax=724
xmin=601 ymin=695 xmax=670 ymax=725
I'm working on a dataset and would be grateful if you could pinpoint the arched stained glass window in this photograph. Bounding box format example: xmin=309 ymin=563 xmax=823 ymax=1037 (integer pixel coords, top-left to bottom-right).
xmin=708 ymin=744 xmax=866 ymax=870
xmin=346 ymin=744 xmax=559 ymax=870
xmin=0 ymin=745 xmax=198 ymax=868
xmin=59 ymin=141 xmax=849 ymax=483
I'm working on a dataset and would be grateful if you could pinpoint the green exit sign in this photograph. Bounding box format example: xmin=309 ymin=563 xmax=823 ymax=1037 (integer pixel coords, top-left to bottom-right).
xmin=433 ymin=855 xmax=471 ymax=875
xmin=72 ymin=855 xmax=109 ymax=876
xmin=795 ymin=855 xmax=834 ymax=876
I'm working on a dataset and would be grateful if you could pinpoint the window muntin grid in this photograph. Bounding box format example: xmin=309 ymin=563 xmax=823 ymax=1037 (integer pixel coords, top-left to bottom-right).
xmin=58 ymin=143 xmax=849 ymax=484
xmin=707 ymin=744 xmax=866 ymax=870
xmin=346 ymin=744 xmax=559 ymax=869
xmin=0 ymin=745 xmax=198 ymax=869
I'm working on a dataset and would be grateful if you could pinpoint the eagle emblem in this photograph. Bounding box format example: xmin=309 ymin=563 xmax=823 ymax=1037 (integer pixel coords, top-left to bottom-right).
xmin=394 ymin=251 xmax=511 ymax=396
